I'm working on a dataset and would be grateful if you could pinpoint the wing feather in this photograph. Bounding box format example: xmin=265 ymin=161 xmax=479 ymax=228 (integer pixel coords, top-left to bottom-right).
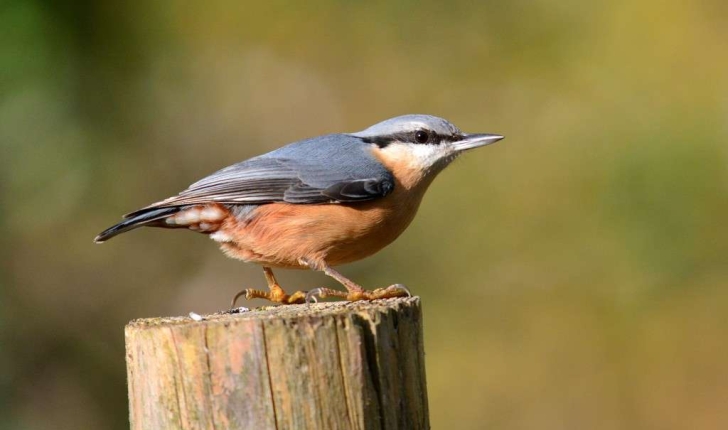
xmin=136 ymin=134 xmax=393 ymax=214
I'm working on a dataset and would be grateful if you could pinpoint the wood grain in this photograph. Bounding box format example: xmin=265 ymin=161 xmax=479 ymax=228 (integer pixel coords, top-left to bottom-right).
xmin=125 ymin=297 xmax=429 ymax=430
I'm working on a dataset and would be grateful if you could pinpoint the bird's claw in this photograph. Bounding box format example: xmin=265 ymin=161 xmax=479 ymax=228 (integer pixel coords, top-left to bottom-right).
xmin=369 ymin=284 xmax=411 ymax=299
xmin=305 ymin=288 xmax=322 ymax=303
xmin=305 ymin=284 xmax=411 ymax=303
xmin=230 ymin=287 xmax=306 ymax=308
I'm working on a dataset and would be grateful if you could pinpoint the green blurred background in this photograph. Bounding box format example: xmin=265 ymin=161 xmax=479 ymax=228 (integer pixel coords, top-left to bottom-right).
xmin=2 ymin=0 xmax=728 ymax=428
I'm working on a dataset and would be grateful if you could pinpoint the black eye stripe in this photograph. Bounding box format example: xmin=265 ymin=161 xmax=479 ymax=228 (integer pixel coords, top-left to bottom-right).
xmin=360 ymin=135 xmax=396 ymax=148
xmin=362 ymin=131 xmax=459 ymax=148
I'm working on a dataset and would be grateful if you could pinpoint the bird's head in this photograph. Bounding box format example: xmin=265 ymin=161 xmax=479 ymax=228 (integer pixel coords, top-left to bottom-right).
xmin=351 ymin=114 xmax=503 ymax=183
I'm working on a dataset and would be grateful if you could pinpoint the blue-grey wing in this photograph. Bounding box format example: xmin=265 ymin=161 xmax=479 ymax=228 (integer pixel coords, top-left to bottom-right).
xmin=141 ymin=134 xmax=394 ymax=209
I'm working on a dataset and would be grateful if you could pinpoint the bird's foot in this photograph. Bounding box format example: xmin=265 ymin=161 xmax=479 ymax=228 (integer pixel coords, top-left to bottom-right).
xmin=230 ymin=284 xmax=307 ymax=307
xmin=306 ymin=284 xmax=411 ymax=303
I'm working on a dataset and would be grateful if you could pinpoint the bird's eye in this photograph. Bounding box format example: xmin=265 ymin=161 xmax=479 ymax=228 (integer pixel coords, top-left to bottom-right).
xmin=415 ymin=130 xmax=430 ymax=144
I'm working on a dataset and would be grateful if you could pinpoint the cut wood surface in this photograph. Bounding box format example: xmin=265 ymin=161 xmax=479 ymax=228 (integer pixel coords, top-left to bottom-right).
xmin=125 ymin=297 xmax=429 ymax=430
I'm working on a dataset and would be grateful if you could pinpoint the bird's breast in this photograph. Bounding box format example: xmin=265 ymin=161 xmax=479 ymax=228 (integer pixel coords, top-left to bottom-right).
xmin=216 ymin=189 xmax=423 ymax=267
xmin=215 ymin=149 xmax=438 ymax=268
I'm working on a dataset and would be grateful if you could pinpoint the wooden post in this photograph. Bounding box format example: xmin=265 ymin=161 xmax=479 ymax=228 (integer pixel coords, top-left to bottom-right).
xmin=125 ymin=297 xmax=429 ymax=430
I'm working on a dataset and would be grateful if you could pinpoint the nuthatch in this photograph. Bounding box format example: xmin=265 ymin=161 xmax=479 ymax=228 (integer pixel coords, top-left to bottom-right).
xmin=95 ymin=115 xmax=503 ymax=305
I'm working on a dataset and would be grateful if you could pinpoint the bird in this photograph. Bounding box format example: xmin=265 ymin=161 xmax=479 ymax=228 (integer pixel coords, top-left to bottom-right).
xmin=95 ymin=114 xmax=503 ymax=305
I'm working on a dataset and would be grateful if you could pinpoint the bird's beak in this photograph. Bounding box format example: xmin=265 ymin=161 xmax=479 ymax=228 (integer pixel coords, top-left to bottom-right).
xmin=452 ymin=133 xmax=504 ymax=151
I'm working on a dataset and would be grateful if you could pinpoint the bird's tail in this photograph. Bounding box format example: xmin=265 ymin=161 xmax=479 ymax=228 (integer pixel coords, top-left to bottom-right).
xmin=94 ymin=206 xmax=182 ymax=243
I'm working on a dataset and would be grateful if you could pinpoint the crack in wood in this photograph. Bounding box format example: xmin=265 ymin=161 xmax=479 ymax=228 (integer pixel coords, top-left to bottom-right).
xmin=260 ymin=321 xmax=280 ymax=430
xmin=333 ymin=318 xmax=354 ymax=429
xmin=169 ymin=327 xmax=189 ymax=429
xmin=203 ymin=325 xmax=218 ymax=430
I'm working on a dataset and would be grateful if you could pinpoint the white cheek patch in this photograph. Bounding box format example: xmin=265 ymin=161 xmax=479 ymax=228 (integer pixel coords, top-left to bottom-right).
xmin=410 ymin=144 xmax=451 ymax=169
xmin=379 ymin=143 xmax=455 ymax=171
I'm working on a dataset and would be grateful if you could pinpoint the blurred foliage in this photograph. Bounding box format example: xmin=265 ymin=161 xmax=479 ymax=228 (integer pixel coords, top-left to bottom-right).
xmin=2 ymin=0 xmax=728 ymax=429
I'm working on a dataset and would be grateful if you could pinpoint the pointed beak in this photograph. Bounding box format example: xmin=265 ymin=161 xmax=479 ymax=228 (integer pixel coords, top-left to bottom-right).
xmin=452 ymin=133 xmax=504 ymax=151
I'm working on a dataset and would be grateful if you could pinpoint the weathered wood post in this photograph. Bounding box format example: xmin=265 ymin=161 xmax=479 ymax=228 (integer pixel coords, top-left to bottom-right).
xmin=125 ymin=297 xmax=429 ymax=429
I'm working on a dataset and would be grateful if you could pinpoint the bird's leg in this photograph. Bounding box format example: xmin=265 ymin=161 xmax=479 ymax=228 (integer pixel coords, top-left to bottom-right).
xmin=303 ymin=260 xmax=411 ymax=303
xmin=230 ymin=267 xmax=306 ymax=307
